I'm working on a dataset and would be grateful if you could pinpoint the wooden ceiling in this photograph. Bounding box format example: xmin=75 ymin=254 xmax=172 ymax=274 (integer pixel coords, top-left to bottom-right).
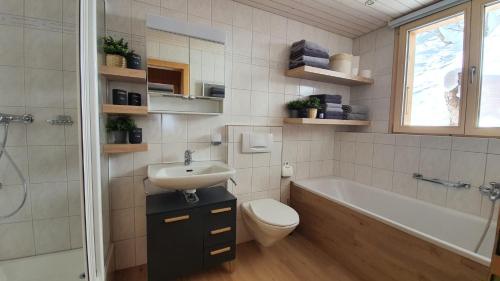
xmin=234 ymin=0 xmax=440 ymax=38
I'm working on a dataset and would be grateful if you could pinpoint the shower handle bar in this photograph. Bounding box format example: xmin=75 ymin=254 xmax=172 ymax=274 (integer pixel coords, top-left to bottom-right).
xmin=412 ymin=173 xmax=471 ymax=189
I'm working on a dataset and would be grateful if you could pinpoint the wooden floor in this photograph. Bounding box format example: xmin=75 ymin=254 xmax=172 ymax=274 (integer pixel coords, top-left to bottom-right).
xmin=114 ymin=233 xmax=361 ymax=281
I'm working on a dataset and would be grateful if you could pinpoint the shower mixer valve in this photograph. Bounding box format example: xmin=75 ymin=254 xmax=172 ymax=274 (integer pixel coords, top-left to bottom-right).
xmin=479 ymin=182 xmax=500 ymax=201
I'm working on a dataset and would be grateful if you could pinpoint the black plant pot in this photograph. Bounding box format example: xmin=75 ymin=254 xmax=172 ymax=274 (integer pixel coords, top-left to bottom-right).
xmin=298 ymin=108 xmax=308 ymax=118
xmin=288 ymin=109 xmax=299 ymax=118
xmin=109 ymin=131 xmax=127 ymax=144
xmin=128 ymin=92 xmax=142 ymax=106
xmin=127 ymin=54 xmax=142 ymax=69
xmin=112 ymin=89 xmax=128 ymax=105
xmin=129 ymin=128 xmax=142 ymax=144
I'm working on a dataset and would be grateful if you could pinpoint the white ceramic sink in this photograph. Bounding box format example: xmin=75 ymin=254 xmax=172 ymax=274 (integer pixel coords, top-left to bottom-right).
xmin=147 ymin=161 xmax=236 ymax=191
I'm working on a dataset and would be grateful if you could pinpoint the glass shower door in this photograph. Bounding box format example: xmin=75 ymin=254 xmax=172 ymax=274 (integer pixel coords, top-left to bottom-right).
xmin=0 ymin=0 xmax=87 ymax=280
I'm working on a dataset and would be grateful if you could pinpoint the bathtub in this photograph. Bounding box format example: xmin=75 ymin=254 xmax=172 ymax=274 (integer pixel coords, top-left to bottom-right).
xmin=291 ymin=177 xmax=493 ymax=281
xmin=0 ymin=249 xmax=85 ymax=281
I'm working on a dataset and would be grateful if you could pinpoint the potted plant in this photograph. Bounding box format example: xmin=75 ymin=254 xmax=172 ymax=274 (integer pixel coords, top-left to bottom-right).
xmin=106 ymin=117 xmax=136 ymax=144
xmin=306 ymin=97 xmax=321 ymax=119
xmin=126 ymin=50 xmax=142 ymax=69
xmin=286 ymin=99 xmax=306 ymax=118
xmin=102 ymin=36 xmax=129 ymax=68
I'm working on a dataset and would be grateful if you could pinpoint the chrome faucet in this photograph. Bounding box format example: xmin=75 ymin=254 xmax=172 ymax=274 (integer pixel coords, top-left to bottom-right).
xmin=184 ymin=150 xmax=195 ymax=166
xmin=0 ymin=113 xmax=33 ymax=124
xmin=479 ymin=182 xmax=500 ymax=201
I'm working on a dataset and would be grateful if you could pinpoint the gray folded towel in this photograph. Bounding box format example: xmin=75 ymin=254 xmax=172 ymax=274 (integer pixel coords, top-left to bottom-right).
xmin=345 ymin=113 xmax=368 ymax=120
xmin=324 ymin=103 xmax=342 ymax=108
xmin=342 ymin=105 xmax=369 ymax=114
xmin=324 ymin=107 xmax=343 ymax=113
xmin=290 ymin=40 xmax=329 ymax=56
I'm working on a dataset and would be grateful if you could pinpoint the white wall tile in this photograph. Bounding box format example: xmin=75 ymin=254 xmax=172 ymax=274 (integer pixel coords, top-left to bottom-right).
xmin=419 ymin=148 xmax=450 ymax=179
xmin=0 ymin=25 xmax=24 ymax=66
xmin=372 ymin=144 xmax=394 ymax=170
xmin=30 ymin=182 xmax=68 ymax=219
xmin=0 ymin=222 xmax=35 ymax=259
xmin=33 ymin=217 xmax=70 ymax=254
xmin=449 ymin=151 xmax=486 ymax=187
xmin=110 ymin=177 xmax=134 ymax=210
xmin=452 ymin=137 xmax=488 ymax=153
xmin=371 ymin=168 xmax=393 ymax=190
xmin=392 ymin=172 xmax=418 ymax=198
xmin=25 ymin=29 xmax=62 ymax=70
xmin=394 ymin=146 xmax=420 ymax=174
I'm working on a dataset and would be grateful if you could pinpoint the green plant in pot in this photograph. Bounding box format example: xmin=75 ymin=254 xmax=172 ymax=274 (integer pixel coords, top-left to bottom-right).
xmin=306 ymin=97 xmax=321 ymax=119
xmin=286 ymin=99 xmax=306 ymax=118
xmin=102 ymin=36 xmax=129 ymax=68
xmin=106 ymin=117 xmax=136 ymax=144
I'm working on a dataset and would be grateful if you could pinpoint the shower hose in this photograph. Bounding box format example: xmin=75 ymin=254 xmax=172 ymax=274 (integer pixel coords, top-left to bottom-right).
xmin=474 ymin=199 xmax=496 ymax=253
xmin=0 ymin=123 xmax=28 ymax=219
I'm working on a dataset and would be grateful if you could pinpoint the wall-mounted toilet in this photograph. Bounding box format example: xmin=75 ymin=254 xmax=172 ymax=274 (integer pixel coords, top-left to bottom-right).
xmin=241 ymin=198 xmax=300 ymax=247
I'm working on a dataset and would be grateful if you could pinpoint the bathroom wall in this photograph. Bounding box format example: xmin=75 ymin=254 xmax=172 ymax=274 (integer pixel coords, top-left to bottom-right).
xmin=105 ymin=0 xmax=351 ymax=270
xmin=338 ymin=27 xmax=500 ymax=219
xmin=0 ymin=0 xmax=82 ymax=260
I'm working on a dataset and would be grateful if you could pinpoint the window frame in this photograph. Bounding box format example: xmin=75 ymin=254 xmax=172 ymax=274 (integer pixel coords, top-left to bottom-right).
xmin=465 ymin=0 xmax=500 ymax=136
xmin=393 ymin=3 xmax=472 ymax=135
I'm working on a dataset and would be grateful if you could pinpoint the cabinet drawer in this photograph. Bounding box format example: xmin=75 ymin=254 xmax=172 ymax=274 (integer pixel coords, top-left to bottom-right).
xmin=205 ymin=224 xmax=236 ymax=246
xmin=205 ymin=201 xmax=236 ymax=226
xmin=204 ymin=241 xmax=236 ymax=268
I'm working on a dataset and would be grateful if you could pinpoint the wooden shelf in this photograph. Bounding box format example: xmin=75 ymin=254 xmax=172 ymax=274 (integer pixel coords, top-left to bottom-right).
xmin=286 ymin=66 xmax=374 ymax=86
xmin=103 ymin=104 xmax=148 ymax=115
xmin=99 ymin=65 xmax=146 ymax=83
xmin=103 ymin=143 xmax=148 ymax=154
xmin=284 ymin=118 xmax=370 ymax=126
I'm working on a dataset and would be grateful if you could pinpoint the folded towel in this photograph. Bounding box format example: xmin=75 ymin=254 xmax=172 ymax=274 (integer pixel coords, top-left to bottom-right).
xmin=290 ymin=48 xmax=329 ymax=60
xmin=342 ymin=105 xmax=369 ymax=114
xmin=324 ymin=112 xmax=345 ymax=120
xmin=290 ymin=40 xmax=329 ymax=59
xmin=290 ymin=55 xmax=330 ymax=65
xmin=310 ymin=94 xmax=342 ymax=104
xmin=148 ymin=83 xmax=174 ymax=92
xmin=345 ymin=113 xmax=368 ymax=120
xmin=323 ymin=107 xmax=343 ymax=113
xmin=323 ymin=103 xmax=342 ymax=108
xmin=209 ymin=87 xmax=225 ymax=98
xmin=289 ymin=60 xmax=330 ymax=70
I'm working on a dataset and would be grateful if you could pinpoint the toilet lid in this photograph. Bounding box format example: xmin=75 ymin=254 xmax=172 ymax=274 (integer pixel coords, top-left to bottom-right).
xmin=249 ymin=199 xmax=299 ymax=227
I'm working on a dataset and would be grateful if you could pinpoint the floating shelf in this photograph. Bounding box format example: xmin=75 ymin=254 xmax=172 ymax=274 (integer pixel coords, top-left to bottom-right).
xmin=103 ymin=143 xmax=148 ymax=154
xmin=99 ymin=66 xmax=146 ymax=83
xmin=103 ymin=104 xmax=148 ymax=115
xmin=286 ymin=66 xmax=374 ymax=86
xmin=284 ymin=118 xmax=370 ymax=126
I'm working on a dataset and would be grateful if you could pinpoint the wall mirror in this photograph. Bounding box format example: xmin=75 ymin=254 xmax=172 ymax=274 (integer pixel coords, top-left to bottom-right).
xmin=145 ymin=17 xmax=225 ymax=115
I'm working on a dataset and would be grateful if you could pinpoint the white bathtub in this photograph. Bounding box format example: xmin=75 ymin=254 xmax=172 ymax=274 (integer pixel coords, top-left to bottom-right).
xmin=0 ymin=249 xmax=85 ymax=281
xmin=293 ymin=176 xmax=496 ymax=266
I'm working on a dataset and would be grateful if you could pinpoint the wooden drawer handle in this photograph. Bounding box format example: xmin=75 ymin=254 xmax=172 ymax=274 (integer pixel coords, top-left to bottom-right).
xmin=164 ymin=215 xmax=190 ymax=223
xmin=211 ymin=207 xmax=232 ymax=214
xmin=210 ymin=246 xmax=231 ymax=256
xmin=210 ymin=227 xmax=232 ymax=235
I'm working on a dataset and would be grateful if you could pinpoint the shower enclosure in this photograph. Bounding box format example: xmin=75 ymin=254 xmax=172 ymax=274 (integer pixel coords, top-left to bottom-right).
xmin=0 ymin=0 xmax=106 ymax=280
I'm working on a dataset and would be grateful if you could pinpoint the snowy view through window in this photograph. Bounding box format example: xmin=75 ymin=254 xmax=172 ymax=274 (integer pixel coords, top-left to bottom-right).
xmin=406 ymin=14 xmax=465 ymax=126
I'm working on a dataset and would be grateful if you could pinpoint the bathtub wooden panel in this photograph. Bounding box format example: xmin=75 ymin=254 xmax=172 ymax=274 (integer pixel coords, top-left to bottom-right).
xmin=290 ymin=183 xmax=489 ymax=281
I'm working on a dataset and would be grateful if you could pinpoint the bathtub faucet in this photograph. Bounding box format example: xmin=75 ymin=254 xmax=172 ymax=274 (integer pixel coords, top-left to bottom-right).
xmin=479 ymin=182 xmax=500 ymax=201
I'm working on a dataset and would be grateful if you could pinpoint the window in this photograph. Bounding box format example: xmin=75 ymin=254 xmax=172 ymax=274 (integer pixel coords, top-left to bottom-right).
xmin=393 ymin=0 xmax=500 ymax=136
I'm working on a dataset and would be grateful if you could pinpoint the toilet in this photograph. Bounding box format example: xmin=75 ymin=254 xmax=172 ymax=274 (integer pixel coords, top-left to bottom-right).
xmin=241 ymin=198 xmax=300 ymax=247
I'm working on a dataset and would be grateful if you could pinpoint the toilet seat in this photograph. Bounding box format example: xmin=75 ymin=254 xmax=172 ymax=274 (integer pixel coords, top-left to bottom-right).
xmin=249 ymin=199 xmax=299 ymax=227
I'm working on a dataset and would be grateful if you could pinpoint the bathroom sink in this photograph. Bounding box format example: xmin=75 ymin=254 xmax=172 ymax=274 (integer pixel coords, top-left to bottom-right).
xmin=147 ymin=161 xmax=236 ymax=191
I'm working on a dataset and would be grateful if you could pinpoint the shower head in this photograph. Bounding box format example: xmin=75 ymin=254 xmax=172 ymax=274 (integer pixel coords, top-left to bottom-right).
xmin=0 ymin=113 xmax=33 ymax=124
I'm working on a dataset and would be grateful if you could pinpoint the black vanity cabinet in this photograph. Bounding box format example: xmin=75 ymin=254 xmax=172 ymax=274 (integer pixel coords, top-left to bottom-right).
xmin=146 ymin=187 xmax=236 ymax=281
